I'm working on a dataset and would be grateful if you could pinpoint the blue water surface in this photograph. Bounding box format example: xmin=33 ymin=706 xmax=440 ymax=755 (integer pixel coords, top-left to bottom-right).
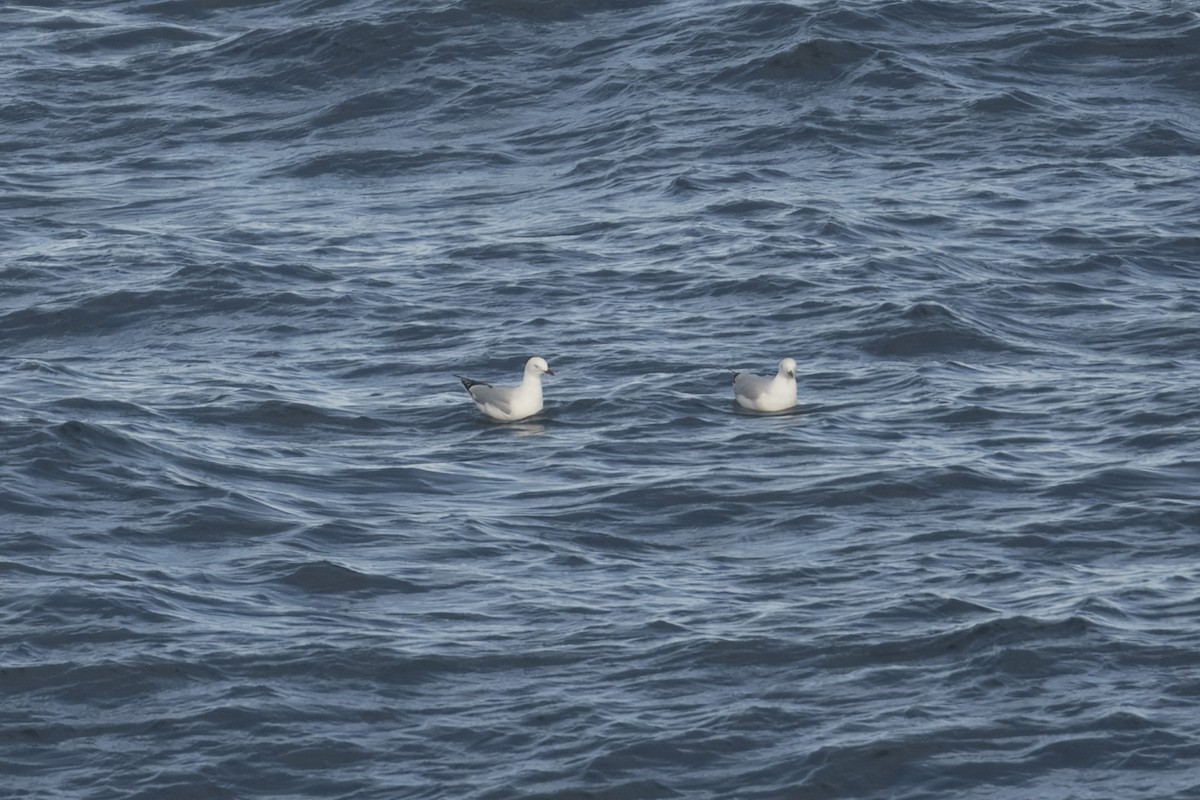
xmin=2 ymin=1 xmax=1200 ymax=798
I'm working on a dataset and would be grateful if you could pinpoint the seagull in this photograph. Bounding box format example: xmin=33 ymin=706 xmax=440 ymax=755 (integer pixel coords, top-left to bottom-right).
xmin=733 ymin=357 xmax=797 ymax=412
xmin=457 ymin=356 xmax=555 ymax=422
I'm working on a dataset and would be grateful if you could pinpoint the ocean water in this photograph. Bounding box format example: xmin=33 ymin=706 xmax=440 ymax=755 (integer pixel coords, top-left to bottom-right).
xmin=3 ymin=0 xmax=1200 ymax=797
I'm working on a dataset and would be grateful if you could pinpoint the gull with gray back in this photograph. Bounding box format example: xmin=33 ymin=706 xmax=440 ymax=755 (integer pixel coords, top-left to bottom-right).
xmin=733 ymin=357 xmax=797 ymax=412
xmin=457 ymin=356 xmax=555 ymax=422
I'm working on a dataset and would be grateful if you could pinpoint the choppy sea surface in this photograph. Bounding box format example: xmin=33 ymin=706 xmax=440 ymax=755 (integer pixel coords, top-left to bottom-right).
xmin=3 ymin=1 xmax=1200 ymax=797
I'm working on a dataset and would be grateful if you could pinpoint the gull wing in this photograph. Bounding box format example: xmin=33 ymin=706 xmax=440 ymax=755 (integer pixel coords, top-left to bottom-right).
xmin=468 ymin=382 xmax=517 ymax=416
xmin=733 ymin=371 xmax=769 ymax=400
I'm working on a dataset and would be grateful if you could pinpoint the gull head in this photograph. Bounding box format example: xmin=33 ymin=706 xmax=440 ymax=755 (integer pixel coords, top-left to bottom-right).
xmin=779 ymin=357 xmax=797 ymax=380
xmin=527 ymin=356 xmax=555 ymax=377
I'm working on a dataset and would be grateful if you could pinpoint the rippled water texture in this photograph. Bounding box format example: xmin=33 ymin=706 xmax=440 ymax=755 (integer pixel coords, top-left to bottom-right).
xmin=3 ymin=1 xmax=1200 ymax=798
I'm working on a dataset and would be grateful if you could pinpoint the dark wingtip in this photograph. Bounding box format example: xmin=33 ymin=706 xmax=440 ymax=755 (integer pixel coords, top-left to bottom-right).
xmin=455 ymin=375 xmax=488 ymax=392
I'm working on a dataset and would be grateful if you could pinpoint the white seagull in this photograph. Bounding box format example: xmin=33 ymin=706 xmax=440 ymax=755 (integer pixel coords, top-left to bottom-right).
xmin=733 ymin=357 xmax=798 ymax=412
xmin=457 ymin=356 xmax=555 ymax=422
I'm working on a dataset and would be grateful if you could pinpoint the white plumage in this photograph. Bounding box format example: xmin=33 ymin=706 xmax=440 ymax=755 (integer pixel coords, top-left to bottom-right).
xmin=733 ymin=357 xmax=797 ymax=412
xmin=457 ymin=356 xmax=554 ymax=422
